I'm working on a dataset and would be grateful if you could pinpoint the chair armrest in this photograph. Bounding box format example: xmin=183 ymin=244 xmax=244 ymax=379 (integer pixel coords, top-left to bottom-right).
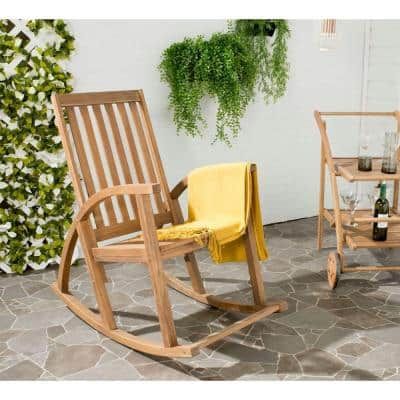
xmin=76 ymin=183 xmax=160 ymax=222
xmin=170 ymin=177 xmax=188 ymax=200
xmin=170 ymin=164 xmax=256 ymax=200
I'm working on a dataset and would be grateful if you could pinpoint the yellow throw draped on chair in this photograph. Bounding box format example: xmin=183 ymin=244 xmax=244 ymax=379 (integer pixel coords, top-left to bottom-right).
xmin=157 ymin=162 xmax=268 ymax=263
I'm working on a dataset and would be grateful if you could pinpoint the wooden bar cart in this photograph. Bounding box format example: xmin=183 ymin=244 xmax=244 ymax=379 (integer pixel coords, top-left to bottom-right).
xmin=315 ymin=111 xmax=400 ymax=289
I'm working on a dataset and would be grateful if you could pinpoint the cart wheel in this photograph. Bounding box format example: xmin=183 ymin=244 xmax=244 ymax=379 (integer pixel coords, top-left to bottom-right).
xmin=327 ymin=251 xmax=341 ymax=290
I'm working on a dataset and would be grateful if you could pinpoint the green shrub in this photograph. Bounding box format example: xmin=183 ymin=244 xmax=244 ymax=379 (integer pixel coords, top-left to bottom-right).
xmin=0 ymin=19 xmax=75 ymax=273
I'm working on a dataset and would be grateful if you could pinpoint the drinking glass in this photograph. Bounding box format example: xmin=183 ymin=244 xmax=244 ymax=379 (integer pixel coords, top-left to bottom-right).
xmin=358 ymin=134 xmax=372 ymax=171
xmin=340 ymin=183 xmax=361 ymax=227
xmin=382 ymin=131 xmax=398 ymax=174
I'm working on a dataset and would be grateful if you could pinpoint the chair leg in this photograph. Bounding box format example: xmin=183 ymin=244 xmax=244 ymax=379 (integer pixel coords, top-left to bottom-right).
xmin=244 ymin=214 xmax=266 ymax=306
xmin=57 ymin=222 xmax=78 ymax=293
xmin=184 ymin=252 xmax=206 ymax=294
xmin=137 ymin=194 xmax=178 ymax=347
xmin=76 ymin=221 xmax=116 ymax=330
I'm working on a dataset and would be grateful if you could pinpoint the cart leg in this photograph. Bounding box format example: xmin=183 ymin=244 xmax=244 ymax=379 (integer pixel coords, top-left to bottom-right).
xmin=317 ymin=145 xmax=326 ymax=250
xmin=393 ymin=181 xmax=399 ymax=214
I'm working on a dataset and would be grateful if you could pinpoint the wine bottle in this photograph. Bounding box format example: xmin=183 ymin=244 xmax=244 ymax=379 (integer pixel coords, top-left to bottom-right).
xmin=372 ymin=181 xmax=389 ymax=241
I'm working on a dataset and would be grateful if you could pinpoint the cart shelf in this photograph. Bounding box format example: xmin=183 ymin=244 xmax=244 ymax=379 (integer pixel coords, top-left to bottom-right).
xmin=324 ymin=209 xmax=400 ymax=249
xmin=333 ymin=157 xmax=400 ymax=182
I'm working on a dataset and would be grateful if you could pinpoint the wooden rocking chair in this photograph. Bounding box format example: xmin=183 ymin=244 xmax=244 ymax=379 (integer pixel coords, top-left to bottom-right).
xmin=51 ymin=89 xmax=287 ymax=358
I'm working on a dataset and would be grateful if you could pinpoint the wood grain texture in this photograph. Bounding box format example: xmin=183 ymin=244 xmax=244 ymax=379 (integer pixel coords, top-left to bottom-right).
xmin=51 ymin=89 xmax=285 ymax=357
xmin=315 ymin=109 xmax=400 ymax=283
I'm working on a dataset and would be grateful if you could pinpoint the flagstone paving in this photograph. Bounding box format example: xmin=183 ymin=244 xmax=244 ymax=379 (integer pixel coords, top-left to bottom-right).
xmin=1 ymin=217 xmax=400 ymax=380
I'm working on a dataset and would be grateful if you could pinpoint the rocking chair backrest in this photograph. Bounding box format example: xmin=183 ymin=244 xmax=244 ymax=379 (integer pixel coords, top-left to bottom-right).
xmin=52 ymin=90 xmax=174 ymax=241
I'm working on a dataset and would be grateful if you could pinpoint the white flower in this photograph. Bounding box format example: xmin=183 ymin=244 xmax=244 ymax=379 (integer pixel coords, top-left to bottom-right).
xmin=38 ymin=92 xmax=46 ymax=102
xmin=14 ymin=148 xmax=27 ymax=159
xmin=39 ymin=173 xmax=54 ymax=186
xmin=46 ymin=204 xmax=55 ymax=210
xmin=0 ymin=182 xmax=7 ymax=189
xmin=28 ymin=87 xmax=36 ymax=95
xmin=17 ymin=107 xmax=31 ymax=117
xmin=34 ymin=249 xmax=41 ymax=257
xmin=14 ymin=91 xmax=24 ymax=101
xmin=22 ymin=167 xmax=33 ymax=174
xmin=30 ymin=238 xmax=44 ymax=247
xmin=16 ymin=161 xmax=23 ymax=169
xmin=8 ymin=231 xmax=17 ymax=238
xmin=53 ymin=80 xmax=65 ymax=88
xmin=27 ymin=199 xmax=38 ymax=208
xmin=22 ymin=205 xmax=31 ymax=216
xmin=36 ymin=150 xmax=65 ymax=168
xmin=24 ymin=135 xmax=39 ymax=149
xmin=0 ymin=222 xmax=11 ymax=232
xmin=0 ymin=72 xmax=5 ymax=81
xmin=53 ymin=188 xmax=60 ymax=196
xmin=36 ymin=226 xmax=43 ymax=234
xmin=0 ymin=235 xmax=8 ymax=244
xmin=7 ymin=121 xmax=18 ymax=130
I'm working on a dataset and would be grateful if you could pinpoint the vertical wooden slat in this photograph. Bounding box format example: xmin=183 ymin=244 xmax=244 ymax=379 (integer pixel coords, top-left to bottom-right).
xmin=92 ymin=104 xmax=129 ymax=221
xmin=117 ymin=103 xmax=146 ymax=183
xmin=52 ymin=94 xmax=85 ymax=206
xmin=67 ymin=108 xmax=103 ymax=227
xmin=137 ymin=91 xmax=175 ymax=217
xmin=79 ymin=105 xmax=117 ymax=225
xmin=128 ymin=102 xmax=165 ymax=213
xmin=104 ymin=103 xmax=138 ymax=218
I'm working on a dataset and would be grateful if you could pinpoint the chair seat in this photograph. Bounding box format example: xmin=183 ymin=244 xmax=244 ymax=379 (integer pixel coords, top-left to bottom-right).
xmin=92 ymin=234 xmax=208 ymax=263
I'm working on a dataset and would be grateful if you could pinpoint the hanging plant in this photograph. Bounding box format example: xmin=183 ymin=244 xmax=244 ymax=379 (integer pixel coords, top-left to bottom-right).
xmin=159 ymin=20 xmax=290 ymax=144
xmin=160 ymin=33 xmax=257 ymax=145
xmin=232 ymin=19 xmax=290 ymax=104
xmin=234 ymin=20 xmax=277 ymax=37
xmin=0 ymin=19 xmax=75 ymax=273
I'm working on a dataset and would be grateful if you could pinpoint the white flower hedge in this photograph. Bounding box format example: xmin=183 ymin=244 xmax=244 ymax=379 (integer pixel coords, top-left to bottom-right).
xmin=0 ymin=19 xmax=75 ymax=273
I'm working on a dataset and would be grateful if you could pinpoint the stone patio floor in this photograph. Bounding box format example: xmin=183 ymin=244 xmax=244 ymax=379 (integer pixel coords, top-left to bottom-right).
xmin=1 ymin=217 xmax=400 ymax=380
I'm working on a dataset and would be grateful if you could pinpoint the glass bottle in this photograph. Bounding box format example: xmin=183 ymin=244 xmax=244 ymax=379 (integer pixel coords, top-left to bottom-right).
xmin=373 ymin=181 xmax=389 ymax=241
xmin=381 ymin=131 xmax=398 ymax=174
xmin=358 ymin=133 xmax=372 ymax=171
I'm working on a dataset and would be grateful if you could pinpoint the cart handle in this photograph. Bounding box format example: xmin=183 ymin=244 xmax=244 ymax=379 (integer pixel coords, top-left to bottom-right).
xmin=317 ymin=111 xmax=397 ymax=117
xmin=352 ymin=215 xmax=400 ymax=224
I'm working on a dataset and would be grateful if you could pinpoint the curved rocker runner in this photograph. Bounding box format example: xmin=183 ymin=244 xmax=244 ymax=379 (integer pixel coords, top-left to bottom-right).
xmin=51 ymin=89 xmax=287 ymax=358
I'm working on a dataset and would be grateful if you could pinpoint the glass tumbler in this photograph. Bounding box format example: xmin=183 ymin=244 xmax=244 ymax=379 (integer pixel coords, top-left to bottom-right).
xmin=358 ymin=134 xmax=372 ymax=171
xmin=382 ymin=131 xmax=399 ymax=174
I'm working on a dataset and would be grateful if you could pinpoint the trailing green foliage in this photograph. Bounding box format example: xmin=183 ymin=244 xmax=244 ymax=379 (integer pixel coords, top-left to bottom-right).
xmin=159 ymin=20 xmax=290 ymax=144
xmin=232 ymin=19 xmax=290 ymax=104
xmin=160 ymin=33 xmax=257 ymax=145
xmin=0 ymin=19 xmax=75 ymax=273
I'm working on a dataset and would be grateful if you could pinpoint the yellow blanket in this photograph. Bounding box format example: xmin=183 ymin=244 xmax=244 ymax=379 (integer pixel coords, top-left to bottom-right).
xmin=157 ymin=162 xmax=268 ymax=263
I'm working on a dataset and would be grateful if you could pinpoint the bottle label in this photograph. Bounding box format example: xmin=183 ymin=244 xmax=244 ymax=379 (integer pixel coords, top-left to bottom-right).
xmin=378 ymin=214 xmax=388 ymax=228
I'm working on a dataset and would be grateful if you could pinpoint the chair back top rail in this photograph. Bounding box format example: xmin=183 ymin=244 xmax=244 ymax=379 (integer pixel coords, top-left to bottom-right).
xmin=57 ymin=90 xmax=142 ymax=106
xmin=52 ymin=89 xmax=173 ymax=240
